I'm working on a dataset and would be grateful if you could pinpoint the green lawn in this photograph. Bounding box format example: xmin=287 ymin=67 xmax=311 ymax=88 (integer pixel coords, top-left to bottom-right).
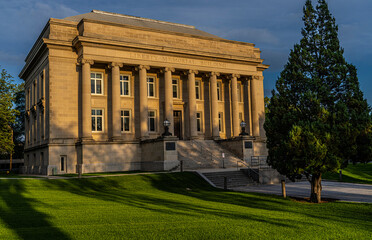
xmin=323 ymin=163 xmax=372 ymax=184
xmin=0 ymin=173 xmax=371 ymax=240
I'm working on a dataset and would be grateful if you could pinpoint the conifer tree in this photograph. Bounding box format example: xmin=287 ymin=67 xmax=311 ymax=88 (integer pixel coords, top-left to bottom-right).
xmin=264 ymin=0 xmax=371 ymax=203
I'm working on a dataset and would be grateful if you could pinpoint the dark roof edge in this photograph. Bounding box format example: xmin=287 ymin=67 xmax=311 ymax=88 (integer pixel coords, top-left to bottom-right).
xmin=91 ymin=10 xmax=196 ymax=29
xmin=78 ymin=17 xmax=256 ymax=47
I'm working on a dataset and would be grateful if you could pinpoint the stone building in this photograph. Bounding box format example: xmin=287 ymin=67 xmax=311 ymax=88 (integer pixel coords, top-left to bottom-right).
xmin=20 ymin=10 xmax=268 ymax=175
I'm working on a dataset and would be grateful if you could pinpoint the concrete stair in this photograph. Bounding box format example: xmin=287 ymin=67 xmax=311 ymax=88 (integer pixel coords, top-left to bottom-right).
xmin=200 ymin=170 xmax=255 ymax=188
xmin=177 ymin=140 xmax=246 ymax=170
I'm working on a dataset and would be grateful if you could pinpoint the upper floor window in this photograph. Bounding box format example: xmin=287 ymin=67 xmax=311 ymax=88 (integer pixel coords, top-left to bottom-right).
xmin=92 ymin=109 xmax=103 ymax=132
xmin=147 ymin=77 xmax=155 ymax=97
xmin=120 ymin=75 xmax=130 ymax=96
xmin=195 ymin=80 xmax=201 ymax=100
xmin=121 ymin=110 xmax=131 ymax=132
xmin=172 ymin=79 xmax=179 ymax=99
xmin=217 ymin=81 xmax=222 ymax=101
xmin=40 ymin=72 xmax=44 ymax=98
xmin=91 ymin=72 xmax=103 ymax=95
xmin=237 ymin=83 xmax=242 ymax=102
xmin=148 ymin=110 xmax=156 ymax=132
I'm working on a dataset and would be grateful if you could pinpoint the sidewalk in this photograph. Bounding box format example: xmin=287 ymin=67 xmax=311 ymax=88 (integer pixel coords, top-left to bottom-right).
xmin=233 ymin=180 xmax=372 ymax=203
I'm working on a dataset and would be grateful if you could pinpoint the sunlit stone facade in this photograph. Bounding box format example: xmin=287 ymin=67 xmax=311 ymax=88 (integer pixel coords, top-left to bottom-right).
xmin=20 ymin=10 xmax=268 ymax=175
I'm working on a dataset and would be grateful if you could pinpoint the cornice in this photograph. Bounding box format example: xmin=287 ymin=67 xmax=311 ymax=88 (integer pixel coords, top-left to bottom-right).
xmin=73 ymin=36 xmax=264 ymax=65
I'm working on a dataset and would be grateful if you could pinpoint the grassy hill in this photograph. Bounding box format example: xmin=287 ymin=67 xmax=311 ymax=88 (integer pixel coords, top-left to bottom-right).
xmin=323 ymin=163 xmax=372 ymax=184
xmin=0 ymin=172 xmax=371 ymax=239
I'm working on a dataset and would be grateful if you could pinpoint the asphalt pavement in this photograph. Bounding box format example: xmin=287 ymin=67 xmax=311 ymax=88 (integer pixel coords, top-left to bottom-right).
xmin=233 ymin=180 xmax=372 ymax=203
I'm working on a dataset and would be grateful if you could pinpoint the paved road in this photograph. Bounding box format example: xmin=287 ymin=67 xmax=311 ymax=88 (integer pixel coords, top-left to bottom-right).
xmin=233 ymin=181 xmax=372 ymax=203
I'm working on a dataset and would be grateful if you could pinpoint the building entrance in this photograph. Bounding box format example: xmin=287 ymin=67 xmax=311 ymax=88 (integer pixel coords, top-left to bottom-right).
xmin=173 ymin=111 xmax=182 ymax=139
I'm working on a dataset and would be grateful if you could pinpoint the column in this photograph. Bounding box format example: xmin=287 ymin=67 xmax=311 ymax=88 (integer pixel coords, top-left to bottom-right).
xmin=210 ymin=72 xmax=220 ymax=139
xmin=111 ymin=62 xmax=123 ymax=140
xmin=139 ymin=65 xmax=150 ymax=139
xmin=231 ymin=74 xmax=240 ymax=137
xmin=81 ymin=59 xmax=94 ymax=140
xmin=164 ymin=67 xmax=175 ymax=135
xmin=188 ymin=70 xmax=198 ymax=139
xmin=251 ymin=75 xmax=264 ymax=137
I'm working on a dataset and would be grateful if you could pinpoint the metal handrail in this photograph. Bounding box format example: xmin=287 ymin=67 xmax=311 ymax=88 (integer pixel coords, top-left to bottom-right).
xmin=190 ymin=140 xmax=249 ymax=169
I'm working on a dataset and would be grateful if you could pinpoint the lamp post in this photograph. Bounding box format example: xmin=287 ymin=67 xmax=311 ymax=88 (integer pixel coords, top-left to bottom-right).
xmin=239 ymin=121 xmax=248 ymax=136
xmin=162 ymin=119 xmax=172 ymax=137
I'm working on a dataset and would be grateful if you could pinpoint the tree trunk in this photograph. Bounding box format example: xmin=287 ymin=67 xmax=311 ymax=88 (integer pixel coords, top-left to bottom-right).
xmin=310 ymin=174 xmax=322 ymax=203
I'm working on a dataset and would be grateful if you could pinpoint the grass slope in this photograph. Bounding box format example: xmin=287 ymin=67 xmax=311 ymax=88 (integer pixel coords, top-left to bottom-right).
xmin=0 ymin=172 xmax=371 ymax=240
xmin=323 ymin=163 xmax=372 ymax=184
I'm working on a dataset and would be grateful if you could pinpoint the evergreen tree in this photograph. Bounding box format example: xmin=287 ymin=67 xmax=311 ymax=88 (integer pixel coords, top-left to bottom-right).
xmin=0 ymin=66 xmax=18 ymax=155
xmin=12 ymin=83 xmax=25 ymax=159
xmin=264 ymin=0 xmax=371 ymax=203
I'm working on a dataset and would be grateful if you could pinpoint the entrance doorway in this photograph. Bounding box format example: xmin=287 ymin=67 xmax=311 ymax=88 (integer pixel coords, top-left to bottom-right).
xmin=173 ymin=111 xmax=182 ymax=139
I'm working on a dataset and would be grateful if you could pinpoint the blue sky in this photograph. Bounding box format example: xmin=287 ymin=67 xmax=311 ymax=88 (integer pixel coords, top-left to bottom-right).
xmin=0 ymin=0 xmax=371 ymax=105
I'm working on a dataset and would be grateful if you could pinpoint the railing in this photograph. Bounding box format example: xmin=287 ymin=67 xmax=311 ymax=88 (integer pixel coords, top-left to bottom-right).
xmin=189 ymin=140 xmax=248 ymax=169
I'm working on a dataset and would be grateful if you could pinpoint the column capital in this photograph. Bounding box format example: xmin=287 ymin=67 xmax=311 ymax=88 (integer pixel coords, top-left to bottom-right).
xmin=211 ymin=72 xmax=220 ymax=77
xmin=80 ymin=59 xmax=94 ymax=65
xmin=188 ymin=69 xmax=198 ymax=74
xmin=135 ymin=65 xmax=150 ymax=71
xmin=227 ymin=74 xmax=240 ymax=79
xmin=109 ymin=62 xmax=124 ymax=68
xmin=160 ymin=67 xmax=175 ymax=73
xmin=205 ymin=72 xmax=220 ymax=78
xmin=252 ymin=75 xmax=262 ymax=80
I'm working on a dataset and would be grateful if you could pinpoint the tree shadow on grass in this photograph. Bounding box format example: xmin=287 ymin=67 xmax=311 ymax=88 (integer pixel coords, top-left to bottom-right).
xmin=41 ymin=173 xmax=316 ymax=230
xmin=39 ymin=172 xmax=372 ymax=235
xmin=0 ymin=179 xmax=71 ymax=240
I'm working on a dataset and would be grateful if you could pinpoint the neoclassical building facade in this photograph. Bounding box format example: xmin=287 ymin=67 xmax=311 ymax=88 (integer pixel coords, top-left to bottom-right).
xmin=20 ymin=10 xmax=268 ymax=175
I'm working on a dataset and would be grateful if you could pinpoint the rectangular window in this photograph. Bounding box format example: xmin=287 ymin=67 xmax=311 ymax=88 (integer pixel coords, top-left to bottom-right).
xmin=121 ymin=110 xmax=131 ymax=132
xmin=92 ymin=109 xmax=103 ymax=132
xmin=217 ymin=81 xmax=222 ymax=101
xmin=148 ymin=110 xmax=156 ymax=132
xmin=172 ymin=79 xmax=178 ymax=99
xmin=147 ymin=77 xmax=155 ymax=97
xmin=218 ymin=112 xmax=223 ymax=132
xmin=91 ymin=72 xmax=103 ymax=95
xmin=196 ymin=112 xmax=202 ymax=132
xmin=120 ymin=74 xmax=130 ymax=96
xmin=40 ymin=72 xmax=44 ymax=98
xmin=60 ymin=155 xmax=66 ymax=172
xmin=195 ymin=80 xmax=201 ymax=100
xmin=237 ymin=83 xmax=242 ymax=102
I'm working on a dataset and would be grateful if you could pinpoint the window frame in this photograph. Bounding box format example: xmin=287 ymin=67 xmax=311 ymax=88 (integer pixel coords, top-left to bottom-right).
xmin=120 ymin=74 xmax=131 ymax=96
xmin=172 ymin=78 xmax=179 ymax=99
xmin=60 ymin=155 xmax=67 ymax=172
xmin=217 ymin=81 xmax=222 ymax=101
xmin=121 ymin=109 xmax=131 ymax=133
xmin=147 ymin=76 xmax=156 ymax=98
xmin=91 ymin=72 xmax=104 ymax=95
xmin=196 ymin=112 xmax=203 ymax=132
xmin=218 ymin=112 xmax=224 ymax=133
xmin=148 ymin=110 xmax=157 ymax=132
xmin=237 ymin=82 xmax=242 ymax=102
xmin=195 ymin=80 xmax=201 ymax=100
xmin=91 ymin=108 xmax=104 ymax=133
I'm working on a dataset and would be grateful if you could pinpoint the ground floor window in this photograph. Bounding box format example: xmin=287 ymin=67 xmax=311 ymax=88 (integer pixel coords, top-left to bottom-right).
xmin=196 ymin=112 xmax=202 ymax=132
xmin=218 ymin=112 xmax=224 ymax=132
xmin=60 ymin=155 xmax=66 ymax=172
xmin=148 ymin=110 xmax=156 ymax=132
xmin=121 ymin=110 xmax=131 ymax=132
xmin=92 ymin=109 xmax=103 ymax=132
